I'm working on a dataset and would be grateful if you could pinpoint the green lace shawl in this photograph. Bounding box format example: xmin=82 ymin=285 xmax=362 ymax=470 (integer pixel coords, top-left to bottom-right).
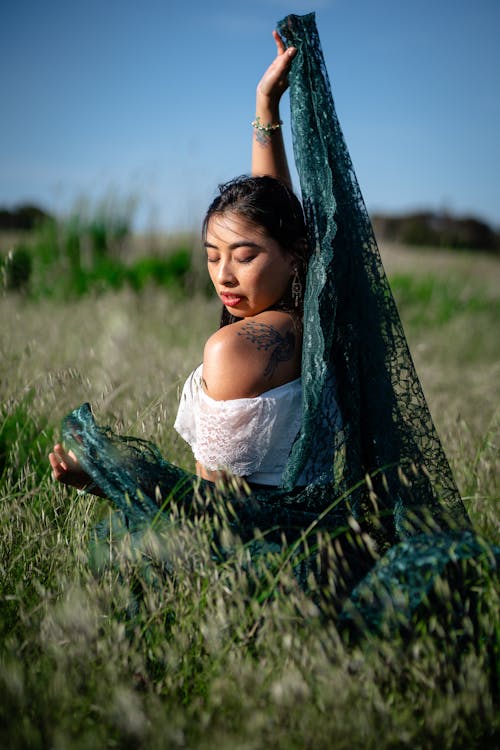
xmin=276 ymin=13 xmax=469 ymax=536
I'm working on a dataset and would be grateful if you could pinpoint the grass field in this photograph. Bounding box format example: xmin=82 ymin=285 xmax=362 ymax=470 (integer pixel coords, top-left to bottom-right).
xmin=1 ymin=240 xmax=499 ymax=748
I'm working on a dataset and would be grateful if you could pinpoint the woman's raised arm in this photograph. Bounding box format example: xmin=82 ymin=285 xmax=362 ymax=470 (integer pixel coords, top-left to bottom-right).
xmin=251 ymin=31 xmax=296 ymax=187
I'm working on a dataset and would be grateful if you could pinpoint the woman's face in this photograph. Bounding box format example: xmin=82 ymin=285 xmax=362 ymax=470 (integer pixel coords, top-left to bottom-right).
xmin=204 ymin=211 xmax=295 ymax=317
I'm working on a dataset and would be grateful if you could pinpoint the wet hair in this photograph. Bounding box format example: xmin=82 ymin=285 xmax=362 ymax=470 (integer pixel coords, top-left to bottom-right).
xmin=202 ymin=175 xmax=310 ymax=327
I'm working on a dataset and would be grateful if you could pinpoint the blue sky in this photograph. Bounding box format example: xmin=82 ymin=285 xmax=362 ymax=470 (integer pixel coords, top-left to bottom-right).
xmin=1 ymin=0 xmax=499 ymax=231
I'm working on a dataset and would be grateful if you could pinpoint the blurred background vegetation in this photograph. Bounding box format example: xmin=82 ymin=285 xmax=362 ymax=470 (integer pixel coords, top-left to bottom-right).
xmin=1 ymin=201 xmax=499 ymax=299
xmin=371 ymin=210 xmax=500 ymax=254
xmin=0 ymin=201 xmax=207 ymax=299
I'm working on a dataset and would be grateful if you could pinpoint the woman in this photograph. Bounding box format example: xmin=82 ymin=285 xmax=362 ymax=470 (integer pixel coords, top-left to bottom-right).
xmin=48 ymin=13 xmax=497 ymax=635
xmin=49 ymin=32 xmax=325 ymax=495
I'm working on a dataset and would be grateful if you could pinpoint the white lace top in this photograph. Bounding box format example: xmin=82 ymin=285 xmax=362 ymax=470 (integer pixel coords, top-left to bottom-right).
xmin=173 ymin=364 xmax=304 ymax=485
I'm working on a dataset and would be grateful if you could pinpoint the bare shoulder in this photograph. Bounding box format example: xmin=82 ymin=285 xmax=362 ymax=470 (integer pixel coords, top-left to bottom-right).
xmin=202 ymin=311 xmax=302 ymax=400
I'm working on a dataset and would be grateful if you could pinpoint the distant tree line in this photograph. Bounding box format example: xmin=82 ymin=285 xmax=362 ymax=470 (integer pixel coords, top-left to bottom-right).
xmin=371 ymin=210 xmax=500 ymax=254
xmin=0 ymin=204 xmax=52 ymax=231
xmin=1 ymin=202 xmax=499 ymax=254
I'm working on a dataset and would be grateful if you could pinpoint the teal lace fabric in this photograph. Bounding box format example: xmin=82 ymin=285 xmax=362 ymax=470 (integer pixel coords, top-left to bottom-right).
xmin=277 ymin=13 xmax=469 ymax=540
xmin=61 ymin=13 xmax=497 ymax=631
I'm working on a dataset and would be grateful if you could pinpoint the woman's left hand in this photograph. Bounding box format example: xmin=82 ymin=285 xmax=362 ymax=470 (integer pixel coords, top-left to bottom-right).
xmin=252 ymin=30 xmax=296 ymax=184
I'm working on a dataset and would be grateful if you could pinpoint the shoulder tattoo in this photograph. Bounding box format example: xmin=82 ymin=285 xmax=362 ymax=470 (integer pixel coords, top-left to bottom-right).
xmin=237 ymin=322 xmax=295 ymax=378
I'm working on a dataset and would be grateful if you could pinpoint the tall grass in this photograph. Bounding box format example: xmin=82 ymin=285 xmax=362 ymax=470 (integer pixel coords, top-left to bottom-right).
xmin=0 ymin=203 xmax=199 ymax=298
xmin=0 ymin=247 xmax=499 ymax=748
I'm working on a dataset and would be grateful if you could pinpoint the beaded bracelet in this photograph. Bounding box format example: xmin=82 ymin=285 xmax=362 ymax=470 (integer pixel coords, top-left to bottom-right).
xmin=251 ymin=115 xmax=283 ymax=133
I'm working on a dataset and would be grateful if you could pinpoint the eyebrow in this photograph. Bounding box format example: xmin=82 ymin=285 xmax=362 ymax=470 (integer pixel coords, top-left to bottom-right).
xmin=204 ymin=240 xmax=262 ymax=250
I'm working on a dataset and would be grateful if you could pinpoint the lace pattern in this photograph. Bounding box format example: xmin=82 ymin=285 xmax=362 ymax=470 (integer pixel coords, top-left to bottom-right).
xmin=174 ymin=365 xmax=304 ymax=479
xmin=277 ymin=12 xmax=470 ymax=537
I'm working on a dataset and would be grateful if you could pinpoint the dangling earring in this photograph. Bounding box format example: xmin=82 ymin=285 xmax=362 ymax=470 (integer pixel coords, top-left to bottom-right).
xmin=291 ymin=267 xmax=302 ymax=308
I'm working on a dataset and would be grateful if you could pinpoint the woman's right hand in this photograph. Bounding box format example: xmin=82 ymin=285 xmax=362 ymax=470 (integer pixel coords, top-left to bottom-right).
xmin=49 ymin=443 xmax=91 ymax=490
xmin=256 ymin=30 xmax=296 ymax=107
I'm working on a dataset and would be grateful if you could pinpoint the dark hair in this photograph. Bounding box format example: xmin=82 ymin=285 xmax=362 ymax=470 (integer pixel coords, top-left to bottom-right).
xmin=202 ymin=175 xmax=310 ymax=326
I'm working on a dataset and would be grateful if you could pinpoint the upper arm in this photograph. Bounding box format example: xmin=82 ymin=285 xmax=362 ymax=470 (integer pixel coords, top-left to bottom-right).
xmin=202 ymin=315 xmax=300 ymax=400
xmin=202 ymin=327 xmax=266 ymax=400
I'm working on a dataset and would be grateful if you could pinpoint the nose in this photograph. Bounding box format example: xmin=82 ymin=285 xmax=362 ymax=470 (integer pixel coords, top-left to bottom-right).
xmin=216 ymin=257 xmax=236 ymax=286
